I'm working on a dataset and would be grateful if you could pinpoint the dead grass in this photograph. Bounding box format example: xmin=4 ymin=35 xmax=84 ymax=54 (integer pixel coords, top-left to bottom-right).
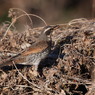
xmin=0 ymin=9 xmax=95 ymax=95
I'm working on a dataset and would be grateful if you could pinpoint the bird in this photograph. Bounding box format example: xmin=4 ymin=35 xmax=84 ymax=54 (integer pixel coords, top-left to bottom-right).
xmin=0 ymin=25 xmax=58 ymax=75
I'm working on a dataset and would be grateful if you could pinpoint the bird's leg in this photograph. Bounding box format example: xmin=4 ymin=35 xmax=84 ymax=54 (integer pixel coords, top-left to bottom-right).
xmin=31 ymin=65 xmax=39 ymax=76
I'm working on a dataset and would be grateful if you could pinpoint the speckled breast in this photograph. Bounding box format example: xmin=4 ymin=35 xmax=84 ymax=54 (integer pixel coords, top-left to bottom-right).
xmin=26 ymin=48 xmax=50 ymax=66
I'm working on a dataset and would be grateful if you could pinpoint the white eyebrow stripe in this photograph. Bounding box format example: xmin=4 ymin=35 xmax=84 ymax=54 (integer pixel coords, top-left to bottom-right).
xmin=43 ymin=28 xmax=51 ymax=34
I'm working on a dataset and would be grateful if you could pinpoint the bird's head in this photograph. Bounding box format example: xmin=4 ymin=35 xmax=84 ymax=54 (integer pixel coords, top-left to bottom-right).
xmin=42 ymin=25 xmax=59 ymax=35
xmin=39 ymin=25 xmax=59 ymax=41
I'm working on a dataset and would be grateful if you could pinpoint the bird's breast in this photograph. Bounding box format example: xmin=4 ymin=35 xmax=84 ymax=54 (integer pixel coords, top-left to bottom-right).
xmin=25 ymin=48 xmax=49 ymax=65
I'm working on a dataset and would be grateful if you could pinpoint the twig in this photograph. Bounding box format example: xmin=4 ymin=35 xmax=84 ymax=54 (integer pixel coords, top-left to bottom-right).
xmin=10 ymin=8 xmax=33 ymax=27
xmin=12 ymin=61 xmax=40 ymax=89
xmin=1 ymin=13 xmax=47 ymax=41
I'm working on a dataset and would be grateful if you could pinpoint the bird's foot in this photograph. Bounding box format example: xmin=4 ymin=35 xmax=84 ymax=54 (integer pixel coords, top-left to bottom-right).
xmin=29 ymin=65 xmax=39 ymax=77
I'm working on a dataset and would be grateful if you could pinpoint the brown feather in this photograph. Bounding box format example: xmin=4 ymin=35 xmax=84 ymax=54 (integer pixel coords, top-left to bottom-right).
xmin=21 ymin=41 xmax=48 ymax=56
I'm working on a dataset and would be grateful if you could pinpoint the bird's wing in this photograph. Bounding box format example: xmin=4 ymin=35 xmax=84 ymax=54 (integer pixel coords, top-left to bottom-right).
xmin=21 ymin=41 xmax=48 ymax=56
xmin=0 ymin=41 xmax=48 ymax=67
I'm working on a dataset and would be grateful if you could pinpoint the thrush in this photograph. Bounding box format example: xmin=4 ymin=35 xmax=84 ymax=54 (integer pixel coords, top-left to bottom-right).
xmin=0 ymin=25 xmax=58 ymax=74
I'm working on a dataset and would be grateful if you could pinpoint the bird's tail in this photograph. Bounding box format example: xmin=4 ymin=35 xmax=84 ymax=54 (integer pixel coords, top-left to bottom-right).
xmin=0 ymin=53 xmax=21 ymax=68
xmin=0 ymin=58 xmax=14 ymax=68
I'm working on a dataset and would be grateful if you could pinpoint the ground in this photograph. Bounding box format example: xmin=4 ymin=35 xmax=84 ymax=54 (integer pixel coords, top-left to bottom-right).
xmin=0 ymin=18 xmax=95 ymax=95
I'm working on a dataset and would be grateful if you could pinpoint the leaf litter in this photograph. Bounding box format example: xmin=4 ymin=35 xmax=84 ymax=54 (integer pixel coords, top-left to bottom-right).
xmin=0 ymin=9 xmax=95 ymax=95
